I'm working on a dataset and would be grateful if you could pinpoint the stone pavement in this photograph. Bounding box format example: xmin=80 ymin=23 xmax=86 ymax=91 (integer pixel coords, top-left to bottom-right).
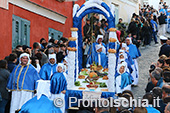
xmin=131 ymin=33 xmax=170 ymax=99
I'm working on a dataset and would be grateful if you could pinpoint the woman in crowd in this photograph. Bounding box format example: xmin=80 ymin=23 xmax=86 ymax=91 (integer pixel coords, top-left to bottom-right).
xmin=0 ymin=60 xmax=10 ymax=113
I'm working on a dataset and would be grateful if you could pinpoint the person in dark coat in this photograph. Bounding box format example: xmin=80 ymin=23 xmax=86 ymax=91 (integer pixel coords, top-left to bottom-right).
xmin=0 ymin=60 xmax=10 ymax=113
xmin=7 ymin=53 xmax=17 ymax=73
xmin=142 ymin=21 xmax=152 ymax=46
xmin=83 ymin=18 xmax=91 ymax=39
xmin=162 ymin=85 xmax=170 ymax=104
xmin=132 ymin=34 xmax=141 ymax=48
xmin=6 ymin=53 xmax=17 ymax=113
xmin=159 ymin=36 xmax=170 ymax=57
xmin=152 ymin=87 xmax=166 ymax=113
xmin=158 ymin=13 xmax=167 ymax=36
xmin=56 ymin=44 xmax=67 ymax=63
xmin=128 ymin=18 xmax=138 ymax=36
xmin=145 ymin=69 xmax=163 ymax=93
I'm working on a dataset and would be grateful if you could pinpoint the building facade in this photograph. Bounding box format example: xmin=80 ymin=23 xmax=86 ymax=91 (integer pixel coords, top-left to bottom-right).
xmin=0 ymin=0 xmax=85 ymax=59
xmin=103 ymin=0 xmax=139 ymax=24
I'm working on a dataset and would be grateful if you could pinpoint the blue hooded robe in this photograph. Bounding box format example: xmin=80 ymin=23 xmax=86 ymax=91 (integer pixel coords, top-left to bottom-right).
xmin=19 ymin=95 xmax=62 ymax=113
xmin=50 ymin=72 xmax=67 ymax=94
xmin=86 ymin=42 xmax=106 ymax=66
xmin=7 ymin=64 xmax=40 ymax=92
xmin=39 ymin=63 xmax=58 ymax=80
xmin=128 ymin=44 xmax=141 ymax=59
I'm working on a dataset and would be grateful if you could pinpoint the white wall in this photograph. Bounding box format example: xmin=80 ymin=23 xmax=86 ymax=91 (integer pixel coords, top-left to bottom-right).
xmin=9 ymin=0 xmax=67 ymax=24
xmin=102 ymin=0 xmax=139 ymax=23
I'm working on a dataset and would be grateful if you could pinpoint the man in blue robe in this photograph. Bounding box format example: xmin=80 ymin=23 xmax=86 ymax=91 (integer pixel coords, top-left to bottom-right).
xmin=39 ymin=54 xmax=58 ymax=80
xmin=86 ymin=35 xmax=106 ymax=67
xmin=126 ymin=38 xmax=141 ymax=86
xmin=126 ymin=38 xmax=141 ymax=59
xmin=7 ymin=53 xmax=40 ymax=113
xmin=93 ymin=44 xmax=107 ymax=68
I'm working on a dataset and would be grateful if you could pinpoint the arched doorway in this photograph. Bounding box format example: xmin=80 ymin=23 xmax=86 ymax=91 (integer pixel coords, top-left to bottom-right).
xmin=73 ymin=0 xmax=116 ymax=70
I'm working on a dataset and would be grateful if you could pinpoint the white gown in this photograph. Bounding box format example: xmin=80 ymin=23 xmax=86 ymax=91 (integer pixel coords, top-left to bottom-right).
xmin=50 ymin=93 xmax=65 ymax=113
xmin=132 ymin=59 xmax=139 ymax=85
xmin=10 ymin=91 xmax=33 ymax=113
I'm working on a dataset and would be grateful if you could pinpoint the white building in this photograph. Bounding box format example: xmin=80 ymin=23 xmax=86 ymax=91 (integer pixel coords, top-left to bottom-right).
xmin=103 ymin=0 xmax=139 ymax=24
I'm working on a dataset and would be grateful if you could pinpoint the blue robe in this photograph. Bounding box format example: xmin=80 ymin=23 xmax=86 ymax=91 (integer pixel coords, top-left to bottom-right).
xmin=125 ymin=59 xmax=133 ymax=74
xmin=19 ymin=95 xmax=62 ymax=113
xmin=87 ymin=42 xmax=106 ymax=65
xmin=94 ymin=52 xmax=108 ymax=68
xmin=7 ymin=64 xmax=40 ymax=92
xmin=39 ymin=63 xmax=57 ymax=80
xmin=125 ymin=51 xmax=134 ymax=65
xmin=128 ymin=44 xmax=141 ymax=59
xmin=50 ymin=72 xmax=67 ymax=94
xmin=115 ymin=72 xmax=133 ymax=89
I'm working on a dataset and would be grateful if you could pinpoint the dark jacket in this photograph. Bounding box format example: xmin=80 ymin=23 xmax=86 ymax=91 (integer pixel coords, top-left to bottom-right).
xmin=158 ymin=14 xmax=167 ymax=25
xmin=142 ymin=26 xmax=151 ymax=35
xmin=40 ymin=52 xmax=48 ymax=66
xmin=128 ymin=21 xmax=138 ymax=35
xmin=56 ymin=51 xmax=67 ymax=63
xmin=83 ymin=23 xmax=91 ymax=38
xmin=0 ymin=68 xmax=10 ymax=100
xmin=159 ymin=43 xmax=170 ymax=57
xmin=145 ymin=81 xmax=155 ymax=93
xmin=8 ymin=61 xmax=16 ymax=73
xmin=145 ymin=78 xmax=163 ymax=93
xmin=163 ymin=97 xmax=170 ymax=104
xmin=132 ymin=37 xmax=140 ymax=48
xmin=154 ymin=99 xmax=166 ymax=113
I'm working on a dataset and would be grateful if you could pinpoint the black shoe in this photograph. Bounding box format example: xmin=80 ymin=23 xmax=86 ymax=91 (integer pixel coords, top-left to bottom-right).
xmin=131 ymin=84 xmax=138 ymax=87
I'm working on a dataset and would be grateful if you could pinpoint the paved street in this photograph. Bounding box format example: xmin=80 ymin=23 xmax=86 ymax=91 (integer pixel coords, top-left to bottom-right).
xmin=132 ymin=33 xmax=170 ymax=98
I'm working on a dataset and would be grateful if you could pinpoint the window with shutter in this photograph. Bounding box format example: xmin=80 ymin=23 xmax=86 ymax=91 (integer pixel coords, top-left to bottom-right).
xmin=48 ymin=28 xmax=63 ymax=41
xmin=12 ymin=15 xmax=30 ymax=49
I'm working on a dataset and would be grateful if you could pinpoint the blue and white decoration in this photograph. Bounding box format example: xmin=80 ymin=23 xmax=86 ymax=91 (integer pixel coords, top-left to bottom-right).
xmin=73 ymin=0 xmax=116 ymax=71
xmin=68 ymin=0 xmax=119 ymax=92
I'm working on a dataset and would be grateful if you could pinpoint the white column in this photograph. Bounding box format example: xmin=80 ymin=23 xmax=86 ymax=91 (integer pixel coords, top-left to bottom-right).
xmin=108 ymin=53 xmax=116 ymax=92
xmin=71 ymin=28 xmax=79 ymax=80
xmin=109 ymin=28 xmax=119 ymax=50
xmin=107 ymin=28 xmax=118 ymax=92
xmin=67 ymin=51 xmax=76 ymax=89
